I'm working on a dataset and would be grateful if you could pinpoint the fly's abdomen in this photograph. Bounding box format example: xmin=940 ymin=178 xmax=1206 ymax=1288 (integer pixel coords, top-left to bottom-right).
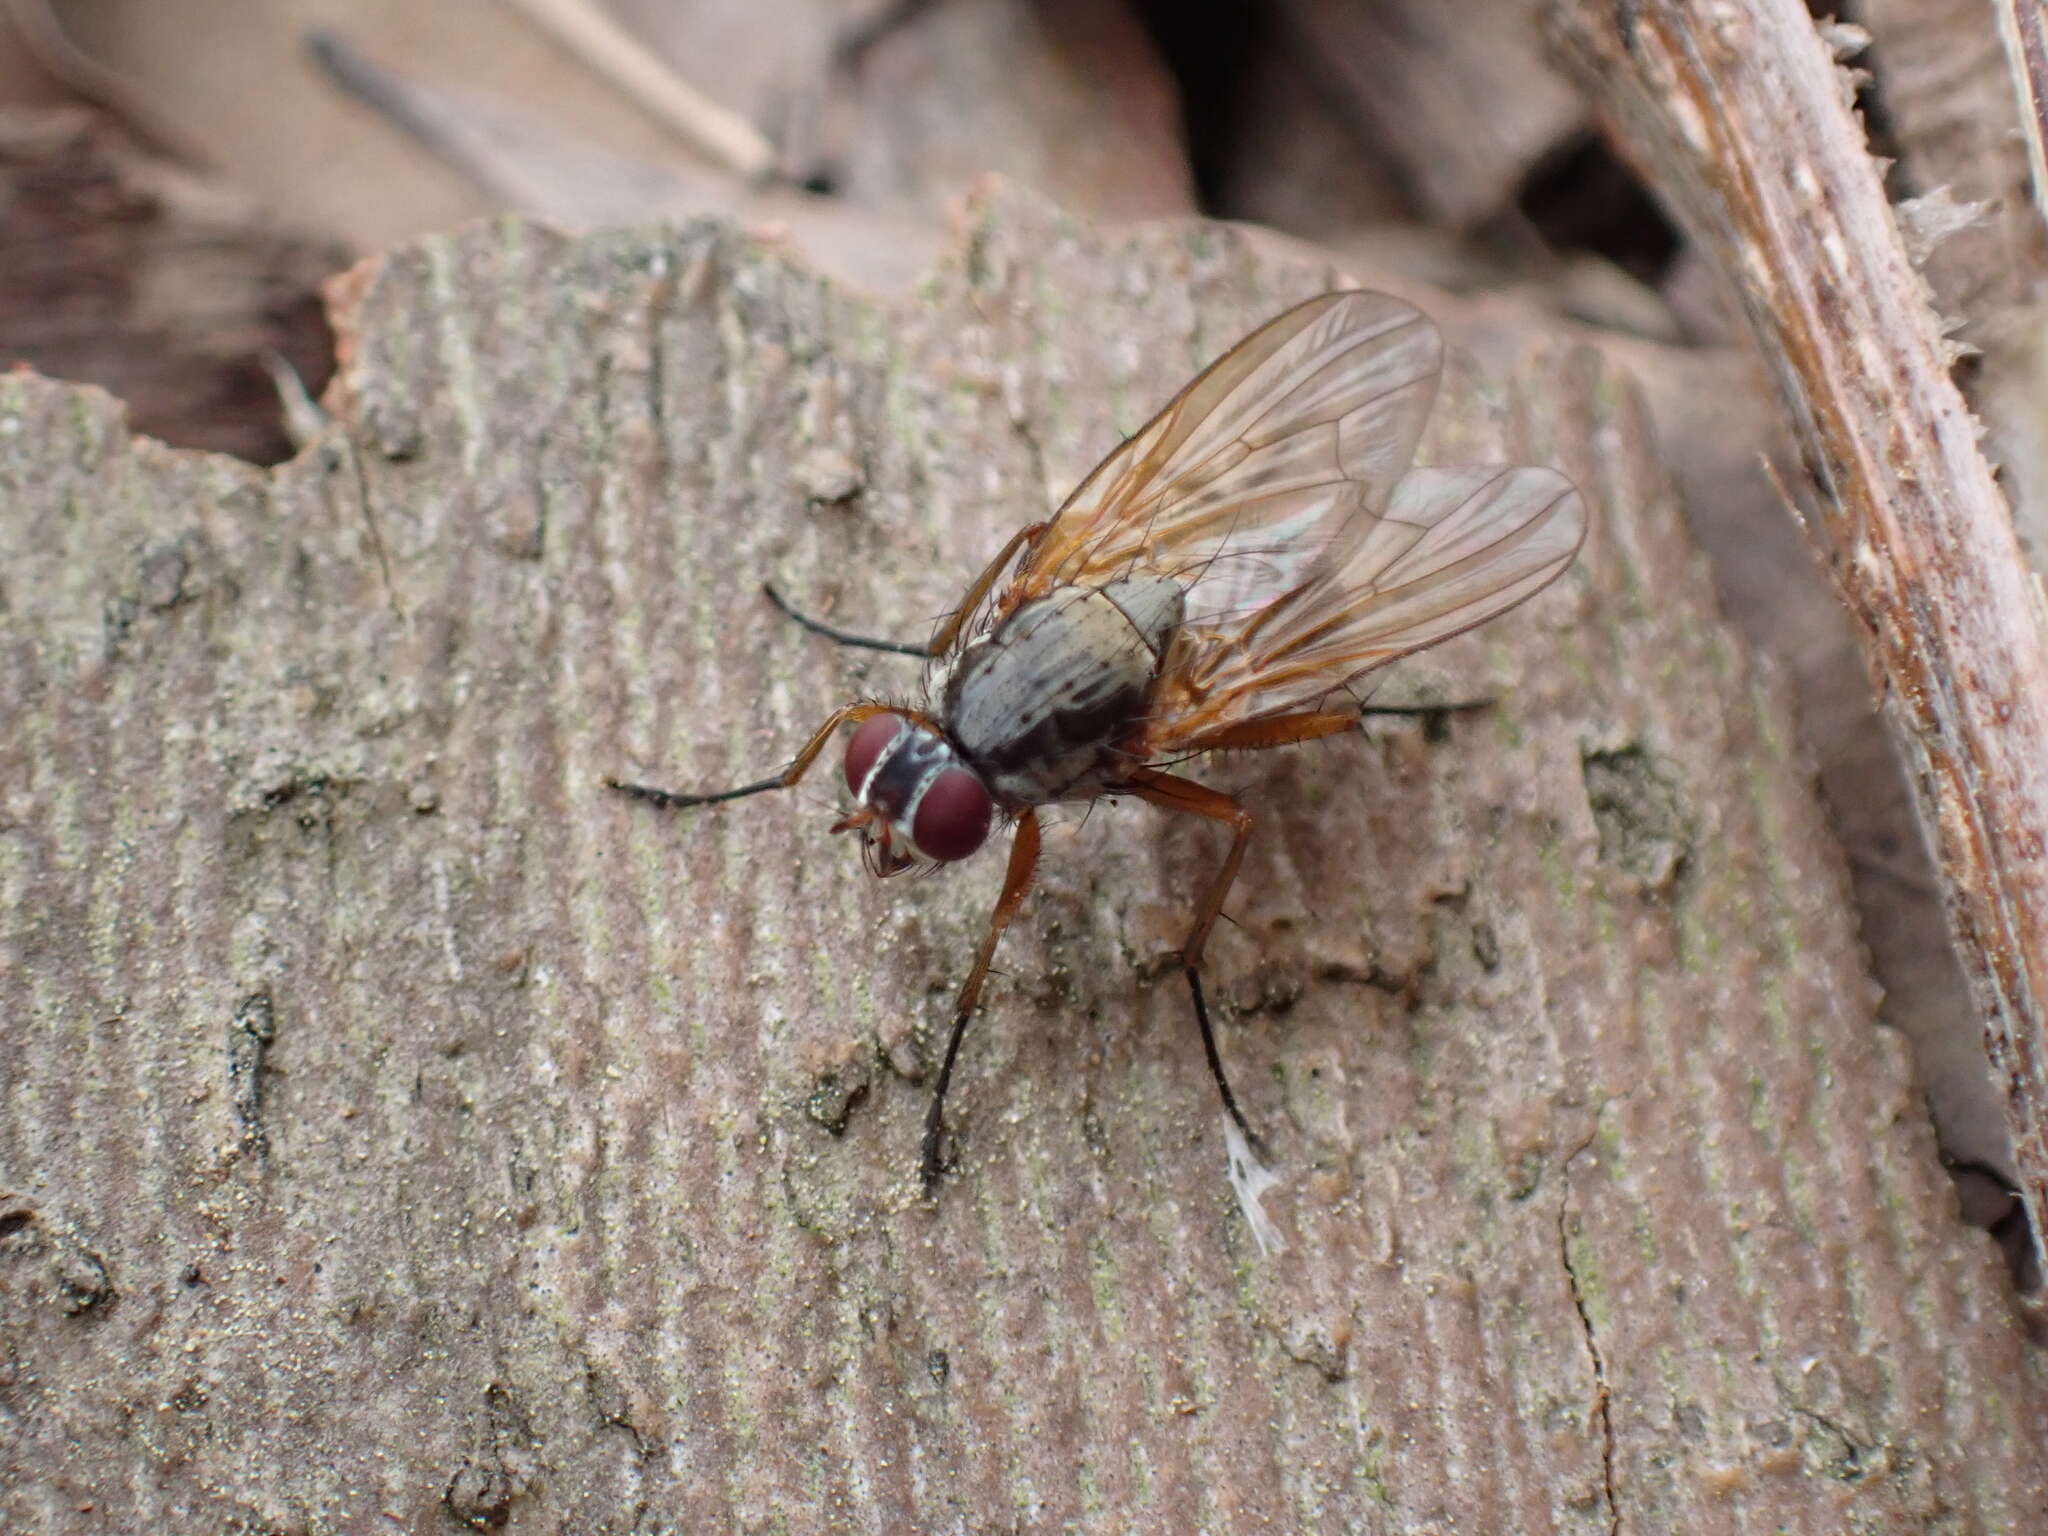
xmin=942 ymin=579 xmax=1183 ymax=804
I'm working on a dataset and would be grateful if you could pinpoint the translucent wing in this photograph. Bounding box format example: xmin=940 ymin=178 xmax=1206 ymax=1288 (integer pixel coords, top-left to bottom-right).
xmin=1142 ymin=464 xmax=1588 ymax=748
xmin=996 ymin=291 xmax=1444 ymax=633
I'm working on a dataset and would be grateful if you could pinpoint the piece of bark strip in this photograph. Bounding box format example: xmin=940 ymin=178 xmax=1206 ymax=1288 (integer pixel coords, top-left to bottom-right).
xmin=1 ymin=186 xmax=2042 ymax=1531
xmin=0 ymin=107 xmax=342 ymax=464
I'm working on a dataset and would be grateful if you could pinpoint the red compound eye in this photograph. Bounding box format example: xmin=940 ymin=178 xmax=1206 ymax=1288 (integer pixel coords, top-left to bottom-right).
xmin=912 ymin=767 xmax=993 ymax=862
xmin=844 ymin=713 xmax=906 ymax=796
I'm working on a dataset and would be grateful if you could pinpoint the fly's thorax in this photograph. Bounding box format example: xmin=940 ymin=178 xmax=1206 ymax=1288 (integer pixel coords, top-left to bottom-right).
xmin=940 ymin=578 xmax=1185 ymax=805
xmin=841 ymin=712 xmax=993 ymax=871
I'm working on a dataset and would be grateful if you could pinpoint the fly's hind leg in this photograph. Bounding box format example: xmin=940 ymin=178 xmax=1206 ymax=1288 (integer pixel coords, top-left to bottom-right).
xmin=1123 ymin=709 xmax=1365 ymax=1154
xmin=1123 ymin=767 xmax=1266 ymax=1157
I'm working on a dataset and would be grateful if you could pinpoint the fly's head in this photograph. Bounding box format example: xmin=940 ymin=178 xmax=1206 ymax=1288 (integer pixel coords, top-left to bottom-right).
xmin=834 ymin=711 xmax=993 ymax=877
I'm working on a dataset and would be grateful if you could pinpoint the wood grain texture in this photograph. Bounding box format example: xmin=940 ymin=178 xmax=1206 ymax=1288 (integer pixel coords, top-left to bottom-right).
xmin=3 ymin=187 xmax=2043 ymax=1531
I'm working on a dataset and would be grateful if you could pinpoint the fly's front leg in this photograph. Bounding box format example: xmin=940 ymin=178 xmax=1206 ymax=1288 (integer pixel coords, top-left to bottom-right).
xmin=762 ymin=585 xmax=932 ymax=657
xmin=923 ymin=520 xmax=1047 ymax=655
xmin=922 ymin=808 xmax=1042 ymax=1189
xmin=605 ymin=701 xmax=901 ymax=808
xmin=766 ymin=520 xmax=1044 ymax=659
xmin=1122 ymin=767 xmax=1264 ymax=1156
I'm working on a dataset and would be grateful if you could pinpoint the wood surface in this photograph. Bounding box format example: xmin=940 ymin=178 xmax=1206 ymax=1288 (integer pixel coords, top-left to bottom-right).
xmin=3 ymin=182 xmax=2043 ymax=1532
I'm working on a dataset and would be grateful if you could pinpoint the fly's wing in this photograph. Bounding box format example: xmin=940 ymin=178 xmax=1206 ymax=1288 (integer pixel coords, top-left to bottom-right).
xmin=996 ymin=292 xmax=1444 ymax=633
xmin=1144 ymin=464 xmax=1588 ymax=748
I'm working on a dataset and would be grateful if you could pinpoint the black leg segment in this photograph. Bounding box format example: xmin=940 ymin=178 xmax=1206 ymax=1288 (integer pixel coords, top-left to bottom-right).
xmin=1184 ymin=963 xmax=1267 ymax=1161
xmin=764 ymin=583 xmax=930 ymax=657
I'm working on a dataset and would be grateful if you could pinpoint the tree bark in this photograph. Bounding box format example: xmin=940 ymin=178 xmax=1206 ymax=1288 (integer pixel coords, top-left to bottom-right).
xmin=3 ymin=185 xmax=2043 ymax=1532
xmin=0 ymin=108 xmax=342 ymax=464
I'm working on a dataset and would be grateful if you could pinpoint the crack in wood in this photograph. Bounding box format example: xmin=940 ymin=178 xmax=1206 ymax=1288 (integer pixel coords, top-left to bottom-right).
xmin=1559 ymin=1121 xmax=1620 ymax=1536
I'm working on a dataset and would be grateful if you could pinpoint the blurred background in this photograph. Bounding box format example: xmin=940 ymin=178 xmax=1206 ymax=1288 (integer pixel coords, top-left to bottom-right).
xmin=0 ymin=0 xmax=2030 ymax=1276
xmin=0 ymin=0 xmax=1703 ymax=462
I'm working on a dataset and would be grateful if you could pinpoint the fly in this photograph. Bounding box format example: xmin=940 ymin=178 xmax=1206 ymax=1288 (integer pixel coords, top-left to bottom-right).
xmin=609 ymin=291 xmax=1588 ymax=1189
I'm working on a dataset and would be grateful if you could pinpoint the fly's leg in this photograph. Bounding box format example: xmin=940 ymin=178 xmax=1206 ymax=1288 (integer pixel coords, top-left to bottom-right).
xmin=605 ymin=701 xmax=905 ymax=808
xmin=1355 ymin=701 xmax=1489 ymax=718
xmin=1183 ymin=710 xmax=1365 ymax=757
xmin=1120 ymin=711 xmax=1366 ymax=1155
xmin=926 ymin=520 xmax=1046 ymax=653
xmin=762 ymin=585 xmax=930 ymax=656
xmin=1122 ymin=768 xmax=1264 ymax=1154
xmin=765 ymin=520 xmax=1047 ymax=660
xmin=922 ymin=808 xmax=1042 ymax=1189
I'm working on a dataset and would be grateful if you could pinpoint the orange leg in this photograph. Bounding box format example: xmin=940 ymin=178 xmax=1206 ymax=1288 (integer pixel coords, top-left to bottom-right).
xmin=922 ymin=808 xmax=1042 ymax=1188
xmin=605 ymin=701 xmax=909 ymax=809
xmin=924 ymin=520 xmax=1047 ymax=655
xmin=1182 ymin=708 xmax=1363 ymax=757
xmin=1121 ymin=765 xmax=1271 ymax=1157
xmin=1124 ymin=768 xmax=1254 ymax=967
xmin=1179 ymin=701 xmax=1485 ymax=762
xmin=1118 ymin=708 xmax=1393 ymax=1149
